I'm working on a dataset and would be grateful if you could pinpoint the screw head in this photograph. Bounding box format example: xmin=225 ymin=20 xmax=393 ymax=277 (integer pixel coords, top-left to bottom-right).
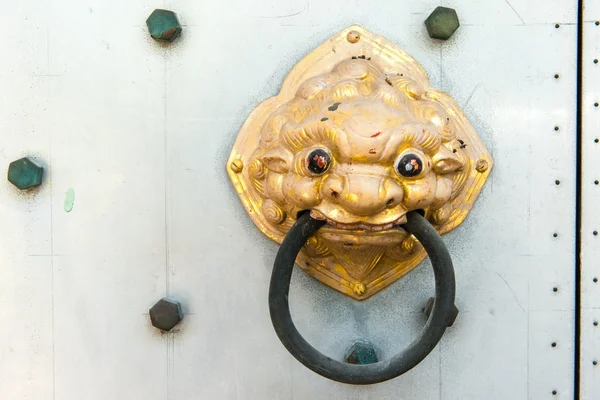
xmin=7 ymin=157 xmax=44 ymax=190
xmin=352 ymin=283 xmax=366 ymax=296
xmin=475 ymin=159 xmax=489 ymax=173
xmin=345 ymin=340 xmax=378 ymax=365
xmin=347 ymin=30 xmax=360 ymax=43
xmin=230 ymin=159 xmax=244 ymax=173
xmin=146 ymin=9 xmax=182 ymax=42
xmin=149 ymin=298 xmax=183 ymax=332
xmin=425 ymin=7 xmax=460 ymax=40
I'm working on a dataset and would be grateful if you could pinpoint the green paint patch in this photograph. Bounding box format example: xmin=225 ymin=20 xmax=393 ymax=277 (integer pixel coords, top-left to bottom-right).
xmin=64 ymin=188 xmax=75 ymax=212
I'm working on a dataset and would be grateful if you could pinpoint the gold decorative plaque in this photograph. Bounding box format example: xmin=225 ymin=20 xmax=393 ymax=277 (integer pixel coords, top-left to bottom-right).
xmin=228 ymin=25 xmax=492 ymax=300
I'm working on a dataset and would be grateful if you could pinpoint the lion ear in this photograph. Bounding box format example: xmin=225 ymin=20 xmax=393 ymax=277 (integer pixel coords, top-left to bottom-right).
xmin=261 ymin=147 xmax=293 ymax=173
xmin=432 ymin=146 xmax=465 ymax=174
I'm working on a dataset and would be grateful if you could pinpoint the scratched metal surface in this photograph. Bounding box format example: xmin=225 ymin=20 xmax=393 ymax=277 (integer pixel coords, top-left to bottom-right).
xmin=0 ymin=1 xmax=577 ymax=399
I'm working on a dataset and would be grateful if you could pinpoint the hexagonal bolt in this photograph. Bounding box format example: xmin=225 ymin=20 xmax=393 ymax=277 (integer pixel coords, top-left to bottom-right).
xmin=7 ymin=157 xmax=43 ymax=190
xmin=146 ymin=9 xmax=182 ymax=42
xmin=425 ymin=6 xmax=460 ymax=40
xmin=423 ymin=296 xmax=459 ymax=327
xmin=345 ymin=339 xmax=378 ymax=365
xmin=149 ymin=297 xmax=183 ymax=332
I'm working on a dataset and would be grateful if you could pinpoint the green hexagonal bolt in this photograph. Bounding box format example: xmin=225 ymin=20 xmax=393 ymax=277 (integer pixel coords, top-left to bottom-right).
xmin=425 ymin=6 xmax=460 ymax=40
xmin=149 ymin=297 xmax=183 ymax=332
xmin=7 ymin=157 xmax=43 ymax=190
xmin=146 ymin=9 xmax=182 ymax=42
xmin=345 ymin=340 xmax=378 ymax=365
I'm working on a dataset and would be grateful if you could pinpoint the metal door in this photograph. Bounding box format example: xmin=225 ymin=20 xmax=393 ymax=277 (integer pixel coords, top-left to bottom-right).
xmin=0 ymin=0 xmax=590 ymax=398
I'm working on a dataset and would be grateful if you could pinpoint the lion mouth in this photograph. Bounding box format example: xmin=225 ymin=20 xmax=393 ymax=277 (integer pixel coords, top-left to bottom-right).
xmin=309 ymin=210 xmax=407 ymax=232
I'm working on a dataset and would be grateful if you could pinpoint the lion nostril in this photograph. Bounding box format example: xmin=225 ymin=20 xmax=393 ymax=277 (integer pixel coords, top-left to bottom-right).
xmin=331 ymin=190 xmax=339 ymax=200
xmin=386 ymin=198 xmax=395 ymax=207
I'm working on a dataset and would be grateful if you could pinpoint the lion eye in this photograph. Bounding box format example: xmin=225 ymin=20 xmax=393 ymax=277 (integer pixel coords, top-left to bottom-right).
xmin=306 ymin=149 xmax=331 ymax=175
xmin=396 ymin=153 xmax=424 ymax=178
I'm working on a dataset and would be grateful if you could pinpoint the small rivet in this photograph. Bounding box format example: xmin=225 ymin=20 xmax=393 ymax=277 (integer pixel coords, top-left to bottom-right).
xmin=595 ymin=180 xmax=599 ymax=185
xmin=553 ymin=287 xmax=558 ymax=292
xmin=555 ymin=180 xmax=561 ymax=185
xmin=555 ymin=23 xmax=560 ymax=28
xmin=552 ymin=390 xmax=557 ymax=396
xmin=553 ymin=233 xmax=558 ymax=238
xmin=475 ymin=159 xmax=489 ymax=173
xmin=554 ymin=126 xmax=560 ymax=131
xmin=551 ymin=342 xmax=557 ymax=347
xmin=594 ymin=277 xmax=598 ymax=283
xmin=353 ymin=283 xmax=366 ymax=296
xmin=594 ymin=231 xmax=599 ymax=236
xmin=595 ymin=59 xmax=599 ymax=64
xmin=595 ymin=102 xmax=599 ymax=107
xmin=594 ymin=360 xmax=598 ymax=366
xmin=596 ymin=21 xmax=600 ymax=26
xmin=347 ymin=30 xmax=360 ymax=43
xmin=554 ymin=73 xmax=560 ymax=79
xmin=594 ymin=321 xmax=598 ymax=326
xmin=596 ymin=138 xmax=600 ymax=143
xmin=230 ymin=159 xmax=244 ymax=173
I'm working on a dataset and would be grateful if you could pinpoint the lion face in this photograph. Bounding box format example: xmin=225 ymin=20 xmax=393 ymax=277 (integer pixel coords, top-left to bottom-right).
xmin=252 ymin=59 xmax=468 ymax=235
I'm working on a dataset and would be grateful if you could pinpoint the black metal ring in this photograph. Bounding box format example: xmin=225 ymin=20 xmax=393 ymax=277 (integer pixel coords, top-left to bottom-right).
xmin=268 ymin=211 xmax=456 ymax=384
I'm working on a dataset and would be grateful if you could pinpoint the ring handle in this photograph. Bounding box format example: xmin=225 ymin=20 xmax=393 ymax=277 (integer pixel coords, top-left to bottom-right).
xmin=268 ymin=211 xmax=456 ymax=384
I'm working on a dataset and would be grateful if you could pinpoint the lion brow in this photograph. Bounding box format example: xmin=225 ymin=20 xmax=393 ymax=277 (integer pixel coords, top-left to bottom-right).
xmin=281 ymin=121 xmax=336 ymax=151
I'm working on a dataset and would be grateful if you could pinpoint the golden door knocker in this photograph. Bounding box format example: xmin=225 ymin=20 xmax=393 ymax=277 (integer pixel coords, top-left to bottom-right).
xmin=227 ymin=25 xmax=492 ymax=384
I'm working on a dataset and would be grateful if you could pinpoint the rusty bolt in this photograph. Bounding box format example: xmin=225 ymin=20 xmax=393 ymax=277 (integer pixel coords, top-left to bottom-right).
xmin=475 ymin=159 xmax=489 ymax=173
xmin=146 ymin=9 xmax=182 ymax=42
xmin=423 ymin=297 xmax=459 ymax=327
xmin=7 ymin=157 xmax=43 ymax=190
xmin=347 ymin=30 xmax=360 ymax=43
xmin=149 ymin=297 xmax=183 ymax=332
xmin=230 ymin=159 xmax=244 ymax=173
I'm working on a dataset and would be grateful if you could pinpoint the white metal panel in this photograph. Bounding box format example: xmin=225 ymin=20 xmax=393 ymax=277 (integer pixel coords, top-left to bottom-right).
xmin=0 ymin=0 xmax=578 ymax=399
xmin=581 ymin=2 xmax=600 ymax=398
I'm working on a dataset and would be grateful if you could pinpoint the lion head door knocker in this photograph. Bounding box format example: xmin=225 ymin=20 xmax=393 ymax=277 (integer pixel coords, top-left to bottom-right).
xmin=227 ymin=26 xmax=492 ymax=384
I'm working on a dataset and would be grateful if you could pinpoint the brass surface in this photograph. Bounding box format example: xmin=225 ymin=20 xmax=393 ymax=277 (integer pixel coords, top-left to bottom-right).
xmin=227 ymin=25 xmax=492 ymax=299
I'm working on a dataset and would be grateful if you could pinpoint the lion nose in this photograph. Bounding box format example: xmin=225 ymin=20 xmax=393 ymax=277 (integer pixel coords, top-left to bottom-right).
xmin=324 ymin=174 xmax=404 ymax=216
